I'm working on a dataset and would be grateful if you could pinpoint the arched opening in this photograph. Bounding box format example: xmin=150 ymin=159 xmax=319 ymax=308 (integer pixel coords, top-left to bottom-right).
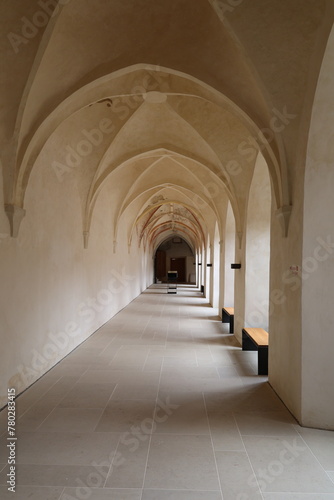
xmin=224 ymin=202 xmax=236 ymax=310
xmin=154 ymin=237 xmax=196 ymax=284
xmin=211 ymin=222 xmax=220 ymax=308
xmin=198 ymin=246 xmax=204 ymax=291
xmin=204 ymin=237 xmax=211 ymax=300
xmin=244 ymin=153 xmax=271 ymax=330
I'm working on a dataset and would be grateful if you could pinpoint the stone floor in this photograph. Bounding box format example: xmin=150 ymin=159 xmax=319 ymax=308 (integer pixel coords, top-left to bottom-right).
xmin=1 ymin=285 xmax=334 ymax=500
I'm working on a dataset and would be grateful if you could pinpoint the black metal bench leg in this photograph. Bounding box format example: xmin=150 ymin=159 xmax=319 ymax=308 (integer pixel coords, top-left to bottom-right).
xmin=229 ymin=315 xmax=234 ymax=334
xmin=258 ymin=346 xmax=268 ymax=375
xmin=242 ymin=329 xmax=257 ymax=351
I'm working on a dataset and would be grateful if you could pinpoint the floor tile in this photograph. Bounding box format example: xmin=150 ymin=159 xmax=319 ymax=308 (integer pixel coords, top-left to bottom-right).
xmin=144 ymin=433 xmax=220 ymax=490
xmin=243 ymin=435 xmax=334 ymax=493
xmin=142 ymin=491 xmax=223 ymax=500
xmin=15 ymin=374 xmax=62 ymax=411
xmin=161 ymin=365 xmax=219 ymax=380
xmin=18 ymin=397 xmax=61 ymax=431
xmin=152 ymin=396 xmax=210 ymax=435
xmin=143 ymin=352 xmax=164 ymax=371
xmin=95 ymin=400 xmax=156 ymax=432
xmin=205 ymin=410 xmax=244 ymax=451
xmin=97 ymin=345 xmax=121 ymax=359
xmin=0 ymin=485 xmax=63 ymax=500
xmin=63 ymin=352 xmax=113 ymax=366
xmin=159 ymin=347 xmax=197 ymax=361
xmin=159 ymin=375 xmax=223 ymax=396
xmin=0 ymin=463 xmax=107 ymax=487
xmin=296 ymin=426 xmax=334 ymax=469
xmin=111 ymin=379 xmax=159 ymax=401
xmin=42 ymin=375 xmax=82 ymax=399
xmin=108 ymin=350 xmax=149 ymax=370
xmin=105 ymin=432 xmax=150 ymax=488
xmin=216 ymin=364 xmax=243 ymax=380
xmin=0 ymin=431 xmax=119 ymax=466
xmin=58 ymin=382 xmax=117 ymax=408
xmin=77 ymin=369 xmax=122 ymax=384
xmin=215 ymin=451 xmax=262 ymax=500
xmin=204 ymin=382 xmax=287 ymax=413
xmin=61 ymin=488 xmax=142 ymax=500
xmin=47 ymin=362 xmax=89 ymax=377
xmin=161 ymin=357 xmax=199 ymax=368
xmin=74 ymin=346 xmax=106 ymax=356
xmin=234 ymin=410 xmax=299 ymax=437
xmin=263 ymin=494 xmax=334 ymax=500
xmin=38 ymin=408 xmax=103 ymax=432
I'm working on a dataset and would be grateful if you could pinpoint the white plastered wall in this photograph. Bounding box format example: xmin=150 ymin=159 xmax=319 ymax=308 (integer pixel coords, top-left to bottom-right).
xmin=301 ymin=26 xmax=334 ymax=429
xmin=224 ymin=202 xmax=235 ymax=309
xmin=205 ymin=240 xmax=211 ymax=301
xmin=0 ymin=154 xmax=152 ymax=408
xmin=212 ymin=222 xmax=220 ymax=308
xmin=244 ymin=153 xmax=271 ymax=330
xmin=233 ymin=153 xmax=271 ymax=344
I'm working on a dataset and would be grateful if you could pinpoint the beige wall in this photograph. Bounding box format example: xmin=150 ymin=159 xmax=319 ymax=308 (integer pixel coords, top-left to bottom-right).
xmin=301 ymin=26 xmax=334 ymax=429
xmin=268 ymin=167 xmax=304 ymax=423
xmin=0 ymin=155 xmax=152 ymax=409
xmin=223 ymin=203 xmax=235 ymax=310
xmin=245 ymin=154 xmax=271 ymax=331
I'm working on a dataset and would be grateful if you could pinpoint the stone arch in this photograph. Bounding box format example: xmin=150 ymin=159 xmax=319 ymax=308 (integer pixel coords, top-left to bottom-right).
xmin=244 ymin=153 xmax=271 ymax=330
xmin=10 ymin=65 xmax=287 ymax=238
xmin=223 ymin=201 xmax=236 ymax=310
xmin=211 ymin=221 xmax=221 ymax=308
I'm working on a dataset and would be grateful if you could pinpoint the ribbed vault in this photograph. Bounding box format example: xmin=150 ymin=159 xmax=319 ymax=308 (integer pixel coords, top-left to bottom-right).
xmin=1 ymin=0 xmax=334 ymax=241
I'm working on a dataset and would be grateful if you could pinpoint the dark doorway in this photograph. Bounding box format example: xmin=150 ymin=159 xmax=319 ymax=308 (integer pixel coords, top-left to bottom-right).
xmin=155 ymin=250 xmax=166 ymax=280
xmin=170 ymin=257 xmax=186 ymax=282
xmin=154 ymin=237 xmax=195 ymax=283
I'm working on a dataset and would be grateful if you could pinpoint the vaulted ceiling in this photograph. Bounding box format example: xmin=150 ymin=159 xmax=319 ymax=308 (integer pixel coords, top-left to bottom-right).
xmin=1 ymin=0 xmax=333 ymax=248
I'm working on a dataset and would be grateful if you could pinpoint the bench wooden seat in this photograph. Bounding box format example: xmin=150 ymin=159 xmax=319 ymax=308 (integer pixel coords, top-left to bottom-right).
xmin=242 ymin=327 xmax=269 ymax=375
xmin=222 ymin=307 xmax=234 ymax=333
xmin=223 ymin=307 xmax=234 ymax=316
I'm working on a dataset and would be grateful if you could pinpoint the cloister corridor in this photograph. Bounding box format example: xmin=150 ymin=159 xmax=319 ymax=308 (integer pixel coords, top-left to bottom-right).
xmin=2 ymin=2 xmax=334 ymax=498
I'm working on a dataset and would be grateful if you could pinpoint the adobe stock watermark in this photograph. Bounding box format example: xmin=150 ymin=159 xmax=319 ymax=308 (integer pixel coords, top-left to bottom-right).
xmin=52 ymin=118 xmax=115 ymax=182
xmin=246 ymin=235 xmax=334 ymax=327
xmin=236 ymin=438 xmax=306 ymax=499
xmin=61 ymin=396 xmax=180 ymax=500
xmin=16 ymin=267 xmax=135 ymax=390
xmin=7 ymin=0 xmax=72 ymax=54
xmin=191 ymin=106 xmax=297 ymax=211
xmin=237 ymin=106 xmax=297 ymax=163
xmin=52 ymin=68 xmax=170 ymax=182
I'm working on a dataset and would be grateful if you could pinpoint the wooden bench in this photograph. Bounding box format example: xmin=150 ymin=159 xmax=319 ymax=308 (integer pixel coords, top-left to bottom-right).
xmin=242 ymin=327 xmax=269 ymax=375
xmin=222 ymin=307 xmax=234 ymax=333
xmin=167 ymin=284 xmax=177 ymax=294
